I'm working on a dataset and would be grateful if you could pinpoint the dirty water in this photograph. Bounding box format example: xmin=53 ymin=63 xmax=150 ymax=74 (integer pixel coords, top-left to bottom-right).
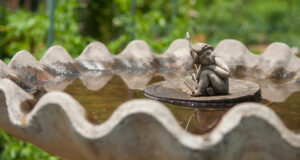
xmin=62 ymin=74 xmax=300 ymax=135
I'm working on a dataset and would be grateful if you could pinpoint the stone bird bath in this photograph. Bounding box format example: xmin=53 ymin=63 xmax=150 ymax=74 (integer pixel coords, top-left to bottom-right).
xmin=0 ymin=39 xmax=300 ymax=160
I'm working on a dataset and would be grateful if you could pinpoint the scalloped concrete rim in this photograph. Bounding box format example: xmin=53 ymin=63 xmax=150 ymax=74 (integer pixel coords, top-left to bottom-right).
xmin=0 ymin=78 xmax=300 ymax=150
xmin=4 ymin=39 xmax=296 ymax=63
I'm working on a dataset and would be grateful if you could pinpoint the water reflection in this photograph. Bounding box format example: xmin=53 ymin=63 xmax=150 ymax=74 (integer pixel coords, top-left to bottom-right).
xmin=63 ymin=75 xmax=227 ymax=134
xmin=79 ymin=72 xmax=113 ymax=91
xmin=165 ymin=104 xmax=228 ymax=134
xmin=120 ymin=72 xmax=153 ymax=90
xmin=64 ymin=76 xmax=144 ymax=124
xmin=261 ymin=91 xmax=300 ymax=131
xmin=236 ymin=76 xmax=300 ymax=102
xmin=60 ymin=72 xmax=300 ymax=134
xmin=194 ymin=108 xmax=228 ymax=134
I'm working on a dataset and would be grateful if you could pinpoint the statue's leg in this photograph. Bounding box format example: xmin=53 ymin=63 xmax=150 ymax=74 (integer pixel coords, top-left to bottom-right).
xmin=193 ymin=70 xmax=228 ymax=96
xmin=207 ymin=72 xmax=229 ymax=95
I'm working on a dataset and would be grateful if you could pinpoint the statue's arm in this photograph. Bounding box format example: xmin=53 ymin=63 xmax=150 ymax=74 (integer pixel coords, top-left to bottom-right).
xmin=215 ymin=57 xmax=230 ymax=72
xmin=205 ymin=58 xmax=230 ymax=79
xmin=205 ymin=65 xmax=229 ymax=79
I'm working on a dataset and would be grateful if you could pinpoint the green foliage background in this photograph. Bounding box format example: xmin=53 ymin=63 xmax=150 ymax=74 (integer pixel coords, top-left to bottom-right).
xmin=1 ymin=0 xmax=299 ymax=60
xmin=0 ymin=129 xmax=61 ymax=160
xmin=0 ymin=0 xmax=299 ymax=159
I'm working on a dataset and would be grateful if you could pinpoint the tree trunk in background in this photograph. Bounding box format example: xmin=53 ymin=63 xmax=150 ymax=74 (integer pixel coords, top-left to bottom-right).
xmin=81 ymin=0 xmax=114 ymax=42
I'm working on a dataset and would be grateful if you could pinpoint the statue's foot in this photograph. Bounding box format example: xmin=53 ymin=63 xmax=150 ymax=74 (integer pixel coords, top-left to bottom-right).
xmin=192 ymin=90 xmax=206 ymax=97
xmin=207 ymin=87 xmax=215 ymax=96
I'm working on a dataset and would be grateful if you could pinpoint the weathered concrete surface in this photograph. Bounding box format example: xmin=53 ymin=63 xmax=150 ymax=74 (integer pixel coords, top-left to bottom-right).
xmin=214 ymin=39 xmax=260 ymax=69
xmin=40 ymin=46 xmax=75 ymax=65
xmin=118 ymin=40 xmax=155 ymax=63
xmin=4 ymin=53 xmax=300 ymax=102
xmin=9 ymin=50 xmax=43 ymax=70
xmin=0 ymin=78 xmax=300 ymax=160
xmin=159 ymin=39 xmax=192 ymax=71
xmin=7 ymin=39 xmax=299 ymax=83
xmin=145 ymin=77 xmax=261 ymax=107
xmin=214 ymin=39 xmax=300 ymax=81
xmin=0 ymin=60 xmax=18 ymax=79
xmin=76 ymin=42 xmax=114 ymax=63
xmin=1 ymin=38 xmax=300 ymax=159
xmin=8 ymin=50 xmax=48 ymax=91
xmin=114 ymin=40 xmax=155 ymax=71
xmin=76 ymin=42 xmax=114 ymax=71
xmin=3 ymin=39 xmax=300 ymax=101
xmin=40 ymin=46 xmax=79 ymax=77
xmin=7 ymin=39 xmax=299 ymax=81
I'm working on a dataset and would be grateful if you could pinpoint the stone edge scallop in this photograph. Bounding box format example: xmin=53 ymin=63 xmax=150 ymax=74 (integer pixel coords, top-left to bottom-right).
xmin=0 ymin=78 xmax=299 ymax=152
xmin=6 ymin=38 xmax=299 ymax=70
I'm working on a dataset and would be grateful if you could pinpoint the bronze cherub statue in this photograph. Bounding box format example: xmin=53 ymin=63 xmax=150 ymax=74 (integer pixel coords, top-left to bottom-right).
xmin=185 ymin=32 xmax=230 ymax=96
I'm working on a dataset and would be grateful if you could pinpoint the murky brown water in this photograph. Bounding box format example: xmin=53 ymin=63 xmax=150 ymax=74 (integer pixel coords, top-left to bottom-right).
xmin=261 ymin=93 xmax=300 ymax=131
xmin=63 ymin=74 xmax=300 ymax=135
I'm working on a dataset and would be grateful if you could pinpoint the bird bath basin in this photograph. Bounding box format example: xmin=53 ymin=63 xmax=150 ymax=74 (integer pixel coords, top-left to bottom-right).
xmin=0 ymin=39 xmax=300 ymax=160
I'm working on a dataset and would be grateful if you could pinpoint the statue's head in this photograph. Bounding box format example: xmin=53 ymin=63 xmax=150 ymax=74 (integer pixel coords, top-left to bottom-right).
xmin=191 ymin=43 xmax=215 ymax=65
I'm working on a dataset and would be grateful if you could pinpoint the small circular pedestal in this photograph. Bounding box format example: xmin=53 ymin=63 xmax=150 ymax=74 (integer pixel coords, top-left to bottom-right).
xmin=144 ymin=78 xmax=261 ymax=107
